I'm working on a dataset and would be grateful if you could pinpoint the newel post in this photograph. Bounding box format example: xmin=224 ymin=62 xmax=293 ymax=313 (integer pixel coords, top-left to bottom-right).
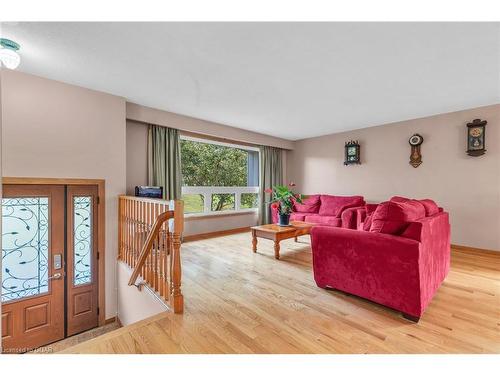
xmin=169 ymin=199 xmax=184 ymax=313
xmin=170 ymin=232 xmax=183 ymax=313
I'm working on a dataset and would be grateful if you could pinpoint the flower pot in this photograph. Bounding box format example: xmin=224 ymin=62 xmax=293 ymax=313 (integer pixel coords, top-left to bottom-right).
xmin=278 ymin=213 xmax=291 ymax=226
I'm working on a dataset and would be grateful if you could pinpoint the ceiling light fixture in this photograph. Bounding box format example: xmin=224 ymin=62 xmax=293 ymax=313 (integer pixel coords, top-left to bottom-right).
xmin=0 ymin=38 xmax=21 ymax=70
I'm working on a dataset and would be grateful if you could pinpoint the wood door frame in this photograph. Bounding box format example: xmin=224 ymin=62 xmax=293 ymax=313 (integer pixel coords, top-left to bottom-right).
xmin=2 ymin=177 xmax=106 ymax=327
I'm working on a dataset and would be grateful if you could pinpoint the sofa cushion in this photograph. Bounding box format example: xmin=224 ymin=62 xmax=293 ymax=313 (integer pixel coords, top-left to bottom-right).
xmin=318 ymin=195 xmax=365 ymax=217
xmin=304 ymin=215 xmax=341 ymax=227
xmin=293 ymin=194 xmax=320 ymax=213
xmin=290 ymin=212 xmax=306 ymax=221
xmin=370 ymin=200 xmax=426 ymax=235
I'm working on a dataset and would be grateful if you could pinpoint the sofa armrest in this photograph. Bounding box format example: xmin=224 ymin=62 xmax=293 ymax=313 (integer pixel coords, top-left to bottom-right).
xmin=341 ymin=206 xmax=365 ymax=229
xmin=402 ymin=212 xmax=450 ymax=312
xmin=356 ymin=207 xmax=367 ymax=229
xmin=355 ymin=203 xmax=379 ymax=230
xmin=311 ymin=226 xmax=423 ymax=316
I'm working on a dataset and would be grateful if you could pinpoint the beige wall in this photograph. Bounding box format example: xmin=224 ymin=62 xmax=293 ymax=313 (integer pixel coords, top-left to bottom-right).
xmin=127 ymin=102 xmax=294 ymax=150
xmin=1 ymin=70 xmax=127 ymax=318
xmin=126 ymin=120 xmax=148 ymax=195
xmin=287 ymin=104 xmax=500 ymax=251
xmin=116 ymin=261 xmax=167 ymax=326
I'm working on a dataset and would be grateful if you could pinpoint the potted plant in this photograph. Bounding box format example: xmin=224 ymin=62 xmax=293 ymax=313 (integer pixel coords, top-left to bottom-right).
xmin=265 ymin=183 xmax=303 ymax=226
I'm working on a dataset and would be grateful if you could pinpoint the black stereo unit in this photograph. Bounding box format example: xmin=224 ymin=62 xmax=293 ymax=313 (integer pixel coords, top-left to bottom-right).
xmin=134 ymin=186 xmax=163 ymax=199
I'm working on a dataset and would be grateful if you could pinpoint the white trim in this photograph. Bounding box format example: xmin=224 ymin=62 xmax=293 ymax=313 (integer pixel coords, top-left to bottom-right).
xmin=180 ymin=137 xmax=261 ymax=216
xmin=184 ymin=208 xmax=258 ymax=219
xmin=182 ymin=186 xmax=259 ymax=194
xmin=180 ymin=134 xmax=260 ymax=152
xmin=182 ymin=186 xmax=259 ymax=214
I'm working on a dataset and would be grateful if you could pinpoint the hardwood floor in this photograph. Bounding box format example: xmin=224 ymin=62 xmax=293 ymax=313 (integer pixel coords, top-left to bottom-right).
xmin=62 ymin=232 xmax=500 ymax=354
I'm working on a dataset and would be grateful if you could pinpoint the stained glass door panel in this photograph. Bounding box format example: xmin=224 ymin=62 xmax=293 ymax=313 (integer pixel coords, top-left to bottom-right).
xmin=73 ymin=196 xmax=92 ymax=286
xmin=2 ymin=197 xmax=50 ymax=302
xmin=1 ymin=185 xmax=65 ymax=353
xmin=66 ymin=185 xmax=99 ymax=336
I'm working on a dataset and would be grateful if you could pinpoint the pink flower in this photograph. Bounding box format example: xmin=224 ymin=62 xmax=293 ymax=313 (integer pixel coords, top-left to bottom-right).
xmin=288 ymin=182 xmax=296 ymax=187
xmin=264 ymin=188 xmax=273 ymax=194
xmin=295 ymin=193 xmax=301 ymax=198
xmin=271 ymin=202 xmax=279 ymax=209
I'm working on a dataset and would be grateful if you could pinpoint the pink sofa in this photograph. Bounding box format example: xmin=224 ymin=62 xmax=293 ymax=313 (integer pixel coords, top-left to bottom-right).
xmin=271 ymin=194 xmax=365 ymax=228
xmin=311 ymin=197 xmax=450 ymax=322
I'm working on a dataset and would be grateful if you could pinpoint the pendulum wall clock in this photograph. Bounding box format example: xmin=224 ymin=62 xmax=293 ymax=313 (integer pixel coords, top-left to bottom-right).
xmin=409 ymin=134 xmax=424 ymax=168
xmin=466 ymin=119 xmax=487 ymax=156
xmin=344 ymin=140 xmax=361 ymax=165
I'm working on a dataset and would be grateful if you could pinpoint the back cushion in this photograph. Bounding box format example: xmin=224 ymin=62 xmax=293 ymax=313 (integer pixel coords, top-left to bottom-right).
xmin=370 ymin=200 xmax=426 ymax=235
xmin=391 ymin=196 xmax=439 ymax=217
xmin=390 ymin=196 xmax=410 ymax=203
xmin=293 ymin=194 xmax=320 ymax=213
xmin=419 ymin=199 xmax=439 ymax=216
xmin=319 ymin=195 xmax=365 ymax=217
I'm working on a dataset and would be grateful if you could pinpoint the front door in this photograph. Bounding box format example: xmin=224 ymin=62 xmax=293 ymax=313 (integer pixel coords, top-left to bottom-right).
xmin=1 ymin=185 xmax=65 ymax=353
xmin=1 ymin=184 xmax=99 ymax=353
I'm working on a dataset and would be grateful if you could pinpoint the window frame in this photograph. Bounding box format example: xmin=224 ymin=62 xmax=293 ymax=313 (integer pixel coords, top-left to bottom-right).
xmin=180 ymin=135 xmax=260 ymax=218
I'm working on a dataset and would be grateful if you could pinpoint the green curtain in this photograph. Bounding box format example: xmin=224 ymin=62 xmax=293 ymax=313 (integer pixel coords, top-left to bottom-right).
xmin=147 ymin=125 xmax=182 ymax=200
xmin=259 ymin=145 xmax=283 ymax=224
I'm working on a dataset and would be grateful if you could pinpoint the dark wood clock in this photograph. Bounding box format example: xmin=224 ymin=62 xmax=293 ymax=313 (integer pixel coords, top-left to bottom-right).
xmin=409 ymin=134 xmax=423 ymax=168
xmin=344 ymin=140 xmax=360 ymax=165
xmin=466 ymin=119 xmax=487 ymax=156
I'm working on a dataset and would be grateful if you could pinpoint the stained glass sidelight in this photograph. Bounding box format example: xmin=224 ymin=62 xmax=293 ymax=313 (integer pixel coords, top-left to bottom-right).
xmin=73 ymin=196 xmax=92 ymax=286
xmin=2 ymin=197 xmax=50 ymax=302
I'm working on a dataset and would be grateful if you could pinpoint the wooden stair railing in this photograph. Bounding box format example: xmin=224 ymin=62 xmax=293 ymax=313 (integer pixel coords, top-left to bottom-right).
xmin=118 ymin=196 xmax=184 ymax=313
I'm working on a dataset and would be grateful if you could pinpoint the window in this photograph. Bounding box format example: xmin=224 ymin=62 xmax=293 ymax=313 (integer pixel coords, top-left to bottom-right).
xmin=180 ymin=136 xmax=259 ymax=215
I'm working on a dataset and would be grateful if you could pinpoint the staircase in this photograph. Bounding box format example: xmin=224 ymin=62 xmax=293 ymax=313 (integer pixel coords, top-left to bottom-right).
xmin=118 ymin=195 xmax=184 ymax=313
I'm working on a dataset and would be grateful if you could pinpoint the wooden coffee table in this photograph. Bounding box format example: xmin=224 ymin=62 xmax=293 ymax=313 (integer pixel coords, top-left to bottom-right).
xmin=251 ymin=221 xmax=314 ymax=260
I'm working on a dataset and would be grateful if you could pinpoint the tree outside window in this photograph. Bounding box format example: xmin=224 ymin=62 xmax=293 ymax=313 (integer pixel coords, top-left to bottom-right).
xmin=180 ymin=139 xmax=259 ymax=213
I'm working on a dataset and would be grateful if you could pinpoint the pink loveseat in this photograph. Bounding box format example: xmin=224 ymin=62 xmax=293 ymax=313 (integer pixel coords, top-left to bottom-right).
xmin=311 ymin=196 xmax=451 ymax=322
xmin=271 ymin=194 xmax=365 ymax=228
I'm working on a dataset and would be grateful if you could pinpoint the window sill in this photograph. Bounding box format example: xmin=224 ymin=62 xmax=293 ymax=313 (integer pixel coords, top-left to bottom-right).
xmin=184 ymin=209 xmax=258 ymax=221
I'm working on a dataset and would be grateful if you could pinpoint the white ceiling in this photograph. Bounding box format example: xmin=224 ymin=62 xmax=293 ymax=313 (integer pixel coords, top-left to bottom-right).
xmin=2 ymin=22 xmax=499 ymax=140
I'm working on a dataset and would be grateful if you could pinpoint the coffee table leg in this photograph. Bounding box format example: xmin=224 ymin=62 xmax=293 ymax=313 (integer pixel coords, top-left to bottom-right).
xmin=274 ymin=240 xmax=280 ymax=260
xmin=294 ymin=236 xmax=298 ymax=242
xmin=252 ymin=230 xmax=257 ymax=253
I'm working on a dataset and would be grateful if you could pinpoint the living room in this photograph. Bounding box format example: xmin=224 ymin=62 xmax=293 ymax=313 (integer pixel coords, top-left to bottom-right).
xmin=0 ymin=1 xmax=499 ymax=373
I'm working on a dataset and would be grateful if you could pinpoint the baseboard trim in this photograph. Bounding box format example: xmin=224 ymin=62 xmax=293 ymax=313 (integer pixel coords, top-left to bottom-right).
xmin=183 ymin=226 xmax=251 ymax=242
xmin=105 ymin=317 xmax=117 ymax=325
xmin=105 ymin=316 xmax=124 ymax=327
xmin=451 ymin=244 xmax=499 ymax=256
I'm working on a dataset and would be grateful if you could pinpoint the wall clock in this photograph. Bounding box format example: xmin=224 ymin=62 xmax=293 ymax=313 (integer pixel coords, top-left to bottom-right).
xmin=344 ymin=140 xmax=361 ymax=165
xmin=466 ymin=119 xmax=487 ymax=156
xmin=409 ymin=134 xmax=423 ymax=168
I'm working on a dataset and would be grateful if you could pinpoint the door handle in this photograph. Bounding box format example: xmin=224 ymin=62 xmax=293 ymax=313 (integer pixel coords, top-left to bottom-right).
xmin=48 ymin=272 xmax=63 ymax=280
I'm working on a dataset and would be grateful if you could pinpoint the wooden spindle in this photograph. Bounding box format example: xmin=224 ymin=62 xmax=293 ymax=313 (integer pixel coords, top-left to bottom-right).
xmin=119 ymin=196 xmax=183 ymax=313
xmin=170 ymin=232 xmax=183 ymax=313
